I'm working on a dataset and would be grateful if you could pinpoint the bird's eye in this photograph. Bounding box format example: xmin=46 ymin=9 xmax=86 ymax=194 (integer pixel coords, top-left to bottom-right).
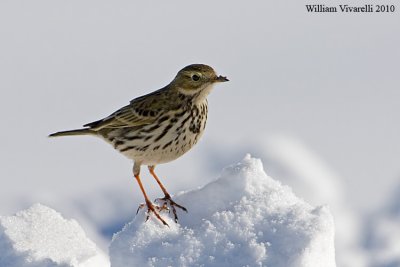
xmin=191 ymin=74 xmax=200 ymax=81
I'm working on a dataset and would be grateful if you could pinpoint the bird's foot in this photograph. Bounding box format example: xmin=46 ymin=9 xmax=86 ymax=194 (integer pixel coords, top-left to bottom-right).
xmin=155 ymin=194 xmax=188 ymax=223
xmin=136 ymin=200 xmax=169 ymax=226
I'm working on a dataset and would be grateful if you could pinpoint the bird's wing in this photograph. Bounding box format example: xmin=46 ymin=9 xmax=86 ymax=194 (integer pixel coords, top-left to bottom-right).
xmin=83 ymin=88 xmax=169 ymax=130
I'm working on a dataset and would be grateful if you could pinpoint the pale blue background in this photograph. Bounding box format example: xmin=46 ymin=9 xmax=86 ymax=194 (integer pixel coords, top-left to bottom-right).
xmin=0 ymin=1 xmax=399 ymax=265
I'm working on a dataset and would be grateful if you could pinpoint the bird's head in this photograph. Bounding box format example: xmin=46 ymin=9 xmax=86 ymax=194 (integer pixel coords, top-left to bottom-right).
xmin=170 ymin=64 xmax=228 ymax=98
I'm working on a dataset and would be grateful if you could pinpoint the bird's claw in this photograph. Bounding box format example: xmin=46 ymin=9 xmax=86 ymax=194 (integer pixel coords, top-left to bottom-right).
xmin=155 ymin=195 xmax=187 ymax=223
xmin=136 ymin=200 xmax=169 ymax=226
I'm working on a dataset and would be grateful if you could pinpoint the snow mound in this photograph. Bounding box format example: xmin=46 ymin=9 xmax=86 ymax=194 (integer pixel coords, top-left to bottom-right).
xmin=0 ymin=203 xmax=109 ymax=267
xmin=110 ymin=155 xmax=336 ymax=267
xmin=260 ymin=136 xmax=367 ymax=267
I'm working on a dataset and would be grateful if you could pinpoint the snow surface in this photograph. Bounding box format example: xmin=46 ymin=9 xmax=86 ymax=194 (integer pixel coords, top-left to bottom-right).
xmin=246 ymin=136 xmax=367 ymax=267
xmin=183 ymin=135 xmax=366 ymax=266
xmin=54 ymin=135 xmax=366 ymax=266
xmin=0 ymin=204 xmax=109 ymax=267
xmin=110 ymin=155 xmax=336 ymax=267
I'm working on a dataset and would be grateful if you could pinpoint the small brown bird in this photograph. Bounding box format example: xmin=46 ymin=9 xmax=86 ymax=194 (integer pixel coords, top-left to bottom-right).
xmin=49 ymin=64 xmax=228 ymax=225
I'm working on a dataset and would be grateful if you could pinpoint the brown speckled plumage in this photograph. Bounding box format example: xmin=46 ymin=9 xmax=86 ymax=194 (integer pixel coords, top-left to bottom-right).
xmin=49 ymin=64 xmax=228 ymax=226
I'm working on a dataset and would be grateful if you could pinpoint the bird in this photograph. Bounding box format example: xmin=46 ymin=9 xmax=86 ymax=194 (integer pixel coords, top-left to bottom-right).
xmin=49 ymin=64 xmax=229 ymax=226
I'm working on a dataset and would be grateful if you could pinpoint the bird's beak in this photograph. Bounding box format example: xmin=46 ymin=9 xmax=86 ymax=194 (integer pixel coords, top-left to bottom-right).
xmin=215 ymin=75 xmax=229 ymax=82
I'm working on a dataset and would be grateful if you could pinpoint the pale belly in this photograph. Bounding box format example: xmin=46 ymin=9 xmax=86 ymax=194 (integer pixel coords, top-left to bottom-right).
xmin=124 ymin=128 xmax=204 ymax=165
xmin=103 ymin=103 xmax=207 ymax=166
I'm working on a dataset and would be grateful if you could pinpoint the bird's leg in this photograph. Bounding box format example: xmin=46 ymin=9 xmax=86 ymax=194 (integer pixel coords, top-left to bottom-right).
xmin=133 ymin=165 xmax=168 ymax=226
xmin=148 ymin=166 xmax=188 ymax=223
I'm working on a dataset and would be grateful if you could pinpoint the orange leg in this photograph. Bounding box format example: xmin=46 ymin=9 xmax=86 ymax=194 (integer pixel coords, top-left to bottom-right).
xmin=134 ymin=173 xmax=168 ymax=226
xmin=148 ymin=167 xmax=171 ymax=198
xmin=148 ymin=166 xmax=187 ymax=222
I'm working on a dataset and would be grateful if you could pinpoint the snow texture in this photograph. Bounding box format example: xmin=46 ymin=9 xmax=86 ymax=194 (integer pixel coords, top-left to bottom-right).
xmin=110 ymin=155 xmax=336 ymax=267
xmin=190 ymin=136 xmax=366 ymax=267
xmin=0 ymin=204 xmax=109 ymax=267
xmin=253 ymin=136 xmax=367 ymax=267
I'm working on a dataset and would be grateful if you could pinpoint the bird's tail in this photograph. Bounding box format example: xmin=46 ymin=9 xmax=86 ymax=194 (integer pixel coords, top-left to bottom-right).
xmin=49 ymin=128 xmax=95 ymax=137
